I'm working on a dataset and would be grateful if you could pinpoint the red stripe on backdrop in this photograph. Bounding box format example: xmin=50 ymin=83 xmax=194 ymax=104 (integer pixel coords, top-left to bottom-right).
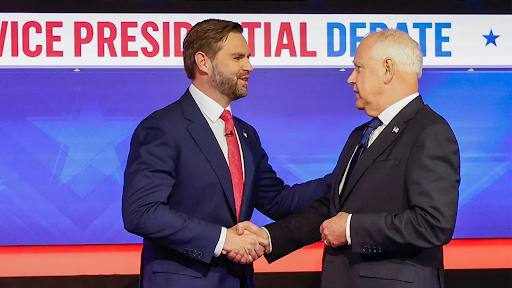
xmin=0 ymin=239 xmax=510 ymax=277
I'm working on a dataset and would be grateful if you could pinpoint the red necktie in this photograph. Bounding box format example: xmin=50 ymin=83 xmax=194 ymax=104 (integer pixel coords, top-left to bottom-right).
xmin=220 ymin=110 xmax=244 ymax=220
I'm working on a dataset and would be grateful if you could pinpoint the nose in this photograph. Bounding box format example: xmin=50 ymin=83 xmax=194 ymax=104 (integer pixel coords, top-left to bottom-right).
xmin=347 ymin=69 xmax=356 ymax=84
xmin=243 ymin=57 xmax=254 ymax=72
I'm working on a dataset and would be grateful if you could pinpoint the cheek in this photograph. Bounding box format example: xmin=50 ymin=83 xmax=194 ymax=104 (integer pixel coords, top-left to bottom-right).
xmin=230 ymin=66 xmax=242 ymax=77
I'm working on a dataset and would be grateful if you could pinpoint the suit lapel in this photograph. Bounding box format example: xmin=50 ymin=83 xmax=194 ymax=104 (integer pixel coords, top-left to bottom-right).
xmin=332 ymin=133 xmax=361 ymax=212
xmin=180 ymin=91 xmax=237 ymax=219
xmin=339 ymin=96 xmax=425 ymax=206
xmin=234 ymin=118 xmax=255 ymax=221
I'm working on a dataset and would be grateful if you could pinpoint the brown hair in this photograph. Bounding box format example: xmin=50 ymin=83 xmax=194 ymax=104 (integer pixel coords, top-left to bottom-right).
xmin=183 ymin=19 xmax=243 ymax=80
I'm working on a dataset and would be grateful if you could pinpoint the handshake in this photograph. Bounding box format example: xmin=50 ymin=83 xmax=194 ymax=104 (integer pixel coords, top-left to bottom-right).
xmin=220 ymin=211 xmax=350 ymax=265
xmin=221 ymin=221 xmax=269 ymax=265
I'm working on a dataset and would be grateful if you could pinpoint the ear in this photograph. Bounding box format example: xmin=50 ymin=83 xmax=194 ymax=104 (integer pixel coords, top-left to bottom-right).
xmin=383 ymin=57 xmax=394 ymax=84
xmin=195 ymin=51 xmax=212 ymax=75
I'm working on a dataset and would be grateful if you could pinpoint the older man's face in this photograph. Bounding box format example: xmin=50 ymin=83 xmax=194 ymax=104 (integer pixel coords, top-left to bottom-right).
xmin=347 ymin=35 xmax=385 ymax=117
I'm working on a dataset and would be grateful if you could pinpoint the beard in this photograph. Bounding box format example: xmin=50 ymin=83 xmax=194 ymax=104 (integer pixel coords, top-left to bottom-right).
xmin=210 ymin=61 xmax=249 ymax=102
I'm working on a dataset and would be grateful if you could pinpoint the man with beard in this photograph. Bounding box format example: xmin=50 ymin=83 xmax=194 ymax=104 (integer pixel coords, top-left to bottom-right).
xmin=122 ymin=19 xmax=330 ymax=288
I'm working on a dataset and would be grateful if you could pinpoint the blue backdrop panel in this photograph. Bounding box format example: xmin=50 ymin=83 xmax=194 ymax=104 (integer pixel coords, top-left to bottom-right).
xmin=0 ymin=68 xmax=510 ymax=245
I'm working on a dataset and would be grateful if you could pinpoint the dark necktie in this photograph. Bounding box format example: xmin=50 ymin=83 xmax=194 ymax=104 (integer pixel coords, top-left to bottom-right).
xmin=357 ymin=117 xmax=383 ymax=159
xmin=341 ymin=117 xmax=382 ymax=194
xmin=220 ymin=110 xmax=244 ymax=221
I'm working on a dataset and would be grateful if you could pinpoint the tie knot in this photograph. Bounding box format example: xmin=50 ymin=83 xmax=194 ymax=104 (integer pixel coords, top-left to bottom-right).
xmin=220 ymin=109 xmax=233 ymax=121
xmin=367 ymin=117 xmax=382 ymax=129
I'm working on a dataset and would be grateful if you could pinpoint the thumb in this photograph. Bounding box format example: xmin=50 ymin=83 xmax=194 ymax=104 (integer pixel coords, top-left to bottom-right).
xmin=235 ymin=222 xmax=246 ymax=235
xmin=244 ymin=221 xmax=261 ymax=235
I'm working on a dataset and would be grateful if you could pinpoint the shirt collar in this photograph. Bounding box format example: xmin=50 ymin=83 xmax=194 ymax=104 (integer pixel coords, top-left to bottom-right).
xmin=378 ymin=92 xmax=419 ymax=125
xmin=189 ymin=84 xmax=232 ymax=122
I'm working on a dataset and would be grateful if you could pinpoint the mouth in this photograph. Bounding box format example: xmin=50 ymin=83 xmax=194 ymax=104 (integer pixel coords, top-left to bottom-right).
xmin=238 ymin=77 xmax=249 ymax=84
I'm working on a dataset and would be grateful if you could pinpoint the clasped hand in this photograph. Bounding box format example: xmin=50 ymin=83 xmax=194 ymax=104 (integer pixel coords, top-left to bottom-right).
xmin=222 ymin=221 xmax=269 ymax=264
xmin=320 ymin=212 xmax=349 ymax=248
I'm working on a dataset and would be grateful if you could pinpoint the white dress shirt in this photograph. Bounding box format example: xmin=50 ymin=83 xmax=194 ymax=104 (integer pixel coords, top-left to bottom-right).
xmin=189 ymin=84 xmax=245 ymax=257
xmin=344 ymin=92 xmax=419 ymax=244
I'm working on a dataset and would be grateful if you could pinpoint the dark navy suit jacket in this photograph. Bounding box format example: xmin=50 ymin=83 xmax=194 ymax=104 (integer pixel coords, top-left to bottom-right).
xmin=266 ymin=96 xmax=460 ymax=288
xmin=122 ymin=90 xmax=329 ymax=288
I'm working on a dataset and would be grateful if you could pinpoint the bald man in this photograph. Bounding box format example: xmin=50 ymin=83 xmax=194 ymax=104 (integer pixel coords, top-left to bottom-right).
xmin=234 ymin=29 xmax=460 ymax=288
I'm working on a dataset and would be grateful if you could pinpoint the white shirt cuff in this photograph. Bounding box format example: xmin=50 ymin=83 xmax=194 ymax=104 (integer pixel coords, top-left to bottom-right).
xmin=261 ymin=227 xmax=273 ymax=253
xmin=346 ymin=214 xmax=353 ymax=245
xmin=213 ymin=227 xmax=227 ymax=257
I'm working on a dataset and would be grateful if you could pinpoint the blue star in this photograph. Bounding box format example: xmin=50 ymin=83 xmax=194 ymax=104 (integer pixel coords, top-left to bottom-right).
xmin=30 ymin=102 xmax=139 ymax=198
xmin=483 ymin=29 xmax=500 ymax=46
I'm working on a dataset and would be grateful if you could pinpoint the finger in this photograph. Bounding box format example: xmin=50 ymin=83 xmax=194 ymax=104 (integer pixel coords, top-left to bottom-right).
xmin=222 ymin=249 xmax=227 ymax=255
xmin=233 ymin=251 xmax=245 ymax=263
xmin=260 ymin=241 xmax=271 ymax=254
xmin=255 ymin=244 xmax=265 ymax=258
xmin=247 ymin=248 xmax=259 ymax=262
xmin=255 ymin=235 xmax=269 ymax=246
xmin=227 ymin=249 xmax=239 ymax=261
xmin=240 ymin=254 xmax=250 ymax=265
xmin=246 ymin=242 xmax=260 ymax=261
xmin=241 ymin=221 xmax=262 ymax=236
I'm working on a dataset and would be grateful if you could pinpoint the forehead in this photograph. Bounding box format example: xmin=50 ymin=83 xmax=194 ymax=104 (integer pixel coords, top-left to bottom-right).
xmin=218 ymin=32 xmax=251 ymax=54
xmin=353 ymin=37 xmax=374 ymax=62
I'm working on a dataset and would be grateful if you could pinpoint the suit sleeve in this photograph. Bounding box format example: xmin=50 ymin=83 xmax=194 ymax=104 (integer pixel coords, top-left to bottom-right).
xmin=251 ymin=127 xmax=332 ymax=221
xmin=122 ymin=117 xmax=221 ymax=264
xmin=264 ymin=191 xmax=330 ymax=262
xmin=350 ymin=123 xmax=460 ymax=253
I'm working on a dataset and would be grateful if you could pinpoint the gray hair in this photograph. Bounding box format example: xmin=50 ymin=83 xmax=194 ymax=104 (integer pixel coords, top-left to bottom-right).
xmin=369 ymin=29 xmax=423 ymax=78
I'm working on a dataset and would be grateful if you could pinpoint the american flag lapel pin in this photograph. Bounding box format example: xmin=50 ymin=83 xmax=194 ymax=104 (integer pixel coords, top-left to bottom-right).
xmin=243 ymin=131 xmax=248 ymax=138
xmin=392 ymin=126 xmax=400 ymax=134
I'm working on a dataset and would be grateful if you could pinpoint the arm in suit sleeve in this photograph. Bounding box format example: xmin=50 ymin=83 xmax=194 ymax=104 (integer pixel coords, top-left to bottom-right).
xmin=122 ymin=117 xmax=221 ymax=263
xmin=264 ymin=191 xmax=330 ymax=262
xmin=350 ymin=123 xmax=460 ymax=252
xmin=250 ymin=128 xmax=331 ymax=221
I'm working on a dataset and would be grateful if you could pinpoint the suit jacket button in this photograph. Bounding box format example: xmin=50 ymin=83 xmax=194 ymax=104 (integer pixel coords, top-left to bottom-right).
xmin=183 ymin=248 xmax=188 ymax=254
xmin=198 ymin=252 xmax=203 ymax=258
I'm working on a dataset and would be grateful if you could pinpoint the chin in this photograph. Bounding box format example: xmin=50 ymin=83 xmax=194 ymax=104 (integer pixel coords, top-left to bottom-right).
xmin=355 ymin=102 xmax=365 ymax=111
xmin=230 ymin=92 xmax=247 ymax=101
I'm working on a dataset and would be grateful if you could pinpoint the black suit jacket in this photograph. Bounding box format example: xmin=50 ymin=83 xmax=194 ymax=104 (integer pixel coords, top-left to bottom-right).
xmin=265 ymin=96 xmax=460 ymax=288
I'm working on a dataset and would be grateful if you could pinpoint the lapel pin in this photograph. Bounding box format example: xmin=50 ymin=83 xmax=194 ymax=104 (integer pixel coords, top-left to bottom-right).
xmin=243 ymin=131 xmax=248 ymax=138
xmin=392 ymin=126 xmax=400 ymax=134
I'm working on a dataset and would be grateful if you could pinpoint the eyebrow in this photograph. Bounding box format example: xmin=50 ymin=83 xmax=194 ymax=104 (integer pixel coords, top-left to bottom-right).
xmin=230 ymin=52 xmax=251 ymax=58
